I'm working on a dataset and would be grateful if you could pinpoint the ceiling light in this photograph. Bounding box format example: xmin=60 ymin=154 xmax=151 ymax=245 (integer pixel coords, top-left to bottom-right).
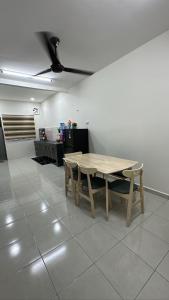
xmin=1 ymin=69 xmax=52 ymax=83
xmin=33 ymin=76 xmax=52 ymax=83
xmin=30 ymin=97 xmax=35 ymax=101
xmin=3 ymin=69 xmax=30 ymax=78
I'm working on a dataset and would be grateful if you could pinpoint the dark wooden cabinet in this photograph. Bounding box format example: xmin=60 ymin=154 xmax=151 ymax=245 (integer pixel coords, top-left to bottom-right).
xmin=63 ymin=129 xmax=89 ymax=154
xmin=34 ymin=141 xmax=64 ymax=166
xmin=0 ymin=118 xmax=7 ymax=161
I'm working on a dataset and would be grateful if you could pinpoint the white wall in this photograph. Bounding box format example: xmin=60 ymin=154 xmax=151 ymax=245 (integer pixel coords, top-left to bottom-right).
xmin=41 ymin=30 xmax=169 ymax=194
xmin=0 ymin=100 xmax=40 ymax=159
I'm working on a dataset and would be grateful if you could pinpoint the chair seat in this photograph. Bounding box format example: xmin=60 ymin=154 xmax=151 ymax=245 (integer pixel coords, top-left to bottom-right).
xmin=108 ymin=179 xmax=138 ymax=194
xmin=82 ymin=177 xmax=105 ymax=189
xmin=72 ymin=167 xmax=86 ymax=180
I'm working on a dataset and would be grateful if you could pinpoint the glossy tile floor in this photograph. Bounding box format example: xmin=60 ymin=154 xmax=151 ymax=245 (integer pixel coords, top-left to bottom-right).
xmin=0 ymin=158 xmax=169 ymax=300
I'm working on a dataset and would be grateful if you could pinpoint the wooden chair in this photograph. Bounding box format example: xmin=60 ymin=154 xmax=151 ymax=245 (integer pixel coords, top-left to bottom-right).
xmin=77 ymin=165 xmax=106 ymax=218
xmin=64 ymin=160 xmax=79 ymax=203
xmin=64 ymin=152 xmax=82 ymax=198
xmin=108 ymin=164 xmax=144 ymax=226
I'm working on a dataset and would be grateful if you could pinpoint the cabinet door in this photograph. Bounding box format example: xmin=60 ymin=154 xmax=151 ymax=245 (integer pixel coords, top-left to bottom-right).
xmin=0 ymin=129 xmax=7 ymax=160
xmin=39 ymin=143 xmax=44 ymax=156
xmin=51 ymin=145 xmax=56 ymax=160
xmin=34 ymin=143 xmax=39 ymax=156
xmin=63 ymin=130 xmax=74 ymax=147
xmin=74 ymin=129 xmax=89 ymax=153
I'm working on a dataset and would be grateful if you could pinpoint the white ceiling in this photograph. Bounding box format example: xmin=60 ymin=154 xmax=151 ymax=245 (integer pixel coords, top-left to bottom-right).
xmin=0 ymin=0 xmax=169 ymax=91
xmin=0 ymin=84 xmax=55 ymax=102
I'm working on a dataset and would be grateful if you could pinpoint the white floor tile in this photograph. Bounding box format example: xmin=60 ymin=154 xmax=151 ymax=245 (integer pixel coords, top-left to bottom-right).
xmin=96 ymin=243 xmax=153 ymax=300
xmin=22 ymin=199 xmax=50 ymax=216
xmin=123 ymin=227 xmax=169 ymax=268
xmin=34 ymin=221 xmax=72 ymax=255
xmin=142 ymin=214 xmax=169 ymax=243
xmin=0 ymin=219 xmax=32 ymax=248
xmin=0 ymin=258 xmax=58 ymax=300
xmin=155 ymin=201 xmax=169 ymax=221
xmin=76 ymin=223 xmax=118 ymax=262
xmin=144 ymin=191 xmax=167 ymax=213
xmin=157 ymin=252 xmax=169 ymax=282
xmin=0 ymin=206 xmax=25 ymax=227
xmin=0 ymin=236 xmax=40 ymax=274
xmin=27 ymin=208 xmax=58 ymax=233
xmin=60 ymin=265 xmax=121 ymax=300
xmin=136 ymin=272 xmax=169 ymax=300
xmin=61 ymin=212 xmax=96 ymax=236
xmin=43 ymin=238 xmax=92 ymax=293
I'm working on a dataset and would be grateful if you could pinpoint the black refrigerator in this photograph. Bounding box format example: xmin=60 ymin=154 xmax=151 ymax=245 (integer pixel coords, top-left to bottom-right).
xmin=63 ymin=129 xmax=89 ymax=154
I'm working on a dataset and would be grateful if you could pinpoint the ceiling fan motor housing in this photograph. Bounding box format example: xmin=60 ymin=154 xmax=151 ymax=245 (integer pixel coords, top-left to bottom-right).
xmin=51 ymin=64 xmax=63 ymax=73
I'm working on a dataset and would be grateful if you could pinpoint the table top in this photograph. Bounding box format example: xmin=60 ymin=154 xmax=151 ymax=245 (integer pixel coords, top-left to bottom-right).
xmin=64 ymin=153 xmax=137 ymax=174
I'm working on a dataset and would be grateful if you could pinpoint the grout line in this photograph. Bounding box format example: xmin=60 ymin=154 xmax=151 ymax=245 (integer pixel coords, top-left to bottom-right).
xmin=140 ymin=218 xmax=169 ymax=245
xmin=134 ymin=270 xmax=155 ymax=300
xmin=153 ymin=211 xmax=169 ymax=223
xmin=35 ymin=235 xmax=60 ymax=300
xmin=156 ymin=269 xmax=169 ymax=285
xmin=57 ymin=263 xmax=96 ymax=297
xmin=43 ymin=236 xmax=96 ymax=297
xmin=94 ymin=263 xmax=124 ymax=300
xmin=120 ymin=239 xmax=158 ymax=271
xmin=37 ymin=234 xmax=73 ymax=257
xmin=129 ymin=239 xmax=169 ymax=299
xmin=139 ymin=221 xmax=169 ymax=245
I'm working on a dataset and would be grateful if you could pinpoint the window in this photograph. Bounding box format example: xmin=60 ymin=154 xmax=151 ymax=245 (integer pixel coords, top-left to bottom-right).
xmin=2 ymin=115 xmax=36 ymax=140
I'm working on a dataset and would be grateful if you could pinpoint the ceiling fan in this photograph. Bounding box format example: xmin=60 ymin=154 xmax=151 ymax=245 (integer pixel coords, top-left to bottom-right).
xmin=35 ymin=32 xmax=94 ymax=77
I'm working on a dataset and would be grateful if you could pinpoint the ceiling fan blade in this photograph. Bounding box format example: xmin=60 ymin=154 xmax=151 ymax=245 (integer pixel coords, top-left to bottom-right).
xmin=36 ymin=32 xmax=60 ymax=65
xmin=64 ymin=67 xmax=94 ymax=76
xmin=35 ymin=68 xmax=51 ymax=76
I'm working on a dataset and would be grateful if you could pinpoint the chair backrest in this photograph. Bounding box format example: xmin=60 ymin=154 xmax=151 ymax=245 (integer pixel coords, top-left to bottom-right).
xmin=122 ymin=164 xmax=143 ymax=179
xmin=65 ymin=160 xmax=77 ymax=169
xmin=78 ymin=165 xmax=97 ymax=176
xmin=78 ymin=165 xmax=97 ymax=192
xmin=65 ymin=160 xmax=77 ymax=181
xmin=123 ymin=164 xmax=144 ymax=194
xmin=64 ymin=151 xmax=82 ymax=158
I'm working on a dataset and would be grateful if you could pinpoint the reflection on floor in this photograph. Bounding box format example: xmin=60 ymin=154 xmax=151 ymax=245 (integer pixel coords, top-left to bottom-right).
xmin=0 ymin=157 xmax=169 ymax=300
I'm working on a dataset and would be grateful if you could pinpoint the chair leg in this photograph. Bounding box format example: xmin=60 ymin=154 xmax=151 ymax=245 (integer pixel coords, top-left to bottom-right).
xmin=109 ymin=190 xmax=112 ymax=210
xmin=91 ymin=198 xmax=95 ymax=218
xmin=133 ymin=192 xmax=137 ymax=203
xmin=140 ymin=188 xmax=144 ymax=214
xmin=105 ymin=180 xmax=109 ymax=220
xmin=76 ymin=186 xmax=80 ymax=207
xmin=89 ymin=192 xmax=95 ymax=218
xmin=126 ymin=195 xmax=133 ymax=227
xmin=72 ymin=181 xmax=77 ymax=204
xmin=65 ymin=168 xmax=68 ymax=197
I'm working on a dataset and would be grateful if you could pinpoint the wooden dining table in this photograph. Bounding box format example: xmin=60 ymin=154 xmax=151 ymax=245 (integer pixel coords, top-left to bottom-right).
xmin=64 ymin=153 xmax=138 ymax=219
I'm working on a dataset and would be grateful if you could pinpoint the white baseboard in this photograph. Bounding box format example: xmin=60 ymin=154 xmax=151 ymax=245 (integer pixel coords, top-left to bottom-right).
xmin=137 ymin=184 xmax=169 ymax=200
xmin=143 ymin=185 xmax=169 ymax=200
